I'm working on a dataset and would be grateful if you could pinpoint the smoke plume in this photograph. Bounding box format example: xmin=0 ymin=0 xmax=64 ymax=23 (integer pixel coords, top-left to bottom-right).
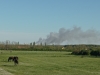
xmin=36 ymin=26 xmax=100 ymax=45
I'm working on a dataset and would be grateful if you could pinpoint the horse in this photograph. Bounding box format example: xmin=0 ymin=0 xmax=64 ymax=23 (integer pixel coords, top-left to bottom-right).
xmin=8 ymin=56 xmax=14 ymax=62
xmin=13 ymin=57 xmax=18 ymax=65
xmin=8 ymin=56 xmax=19 ymax=65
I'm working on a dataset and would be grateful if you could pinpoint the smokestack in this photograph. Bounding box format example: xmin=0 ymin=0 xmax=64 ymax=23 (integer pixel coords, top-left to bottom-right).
xmin=36 ymin=26 xmax=100 ymax=45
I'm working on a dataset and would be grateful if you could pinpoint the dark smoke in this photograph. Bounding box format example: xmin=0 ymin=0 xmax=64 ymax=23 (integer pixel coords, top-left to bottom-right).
xmin=36 ymin=26 xmax=100 ymax=45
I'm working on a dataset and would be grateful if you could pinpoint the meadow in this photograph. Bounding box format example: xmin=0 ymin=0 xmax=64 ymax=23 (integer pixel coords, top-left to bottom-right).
xmin=0 ymin=50 xmax=100 ymax=75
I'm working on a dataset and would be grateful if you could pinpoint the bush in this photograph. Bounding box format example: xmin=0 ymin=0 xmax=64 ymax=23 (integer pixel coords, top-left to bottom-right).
xmin=90 ymin=50 xmax=100 ymax=57
xmin=71 ymin=50 xmax=80 ymax=55
xmin=71 ymin=50 xmax=89 ymax=55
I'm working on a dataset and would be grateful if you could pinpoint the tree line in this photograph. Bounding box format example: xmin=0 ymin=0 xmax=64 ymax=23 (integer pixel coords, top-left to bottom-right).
xmin=0 ymin=40 xmax=100 ymax=57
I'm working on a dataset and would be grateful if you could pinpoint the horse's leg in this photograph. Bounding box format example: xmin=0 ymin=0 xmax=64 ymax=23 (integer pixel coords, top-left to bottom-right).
xmin=14 ymin=59 xmax=18 ymax=65
xmin=16 ymin=60 xmax=18 ymax=64
xmin=14 ymin=62 xmax=17 ymax=65
xmin=14 ymin=62 xmax=16 ymax=65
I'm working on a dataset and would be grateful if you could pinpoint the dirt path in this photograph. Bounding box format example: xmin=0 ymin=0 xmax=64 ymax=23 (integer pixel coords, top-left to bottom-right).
xmin=0 ymin=68 xmax=13 ymax=75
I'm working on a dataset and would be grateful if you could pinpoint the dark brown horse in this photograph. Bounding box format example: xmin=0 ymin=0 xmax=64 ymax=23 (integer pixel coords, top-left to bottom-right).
xmin=8 ymin=56 xmax=19 ymax=65
xmin=13 ymin=57 xmax=18 ymax=65
xmin=8 ymin=56 xmax=14 ymax=62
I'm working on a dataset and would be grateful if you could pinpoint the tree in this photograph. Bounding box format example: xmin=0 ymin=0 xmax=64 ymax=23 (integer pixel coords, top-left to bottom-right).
xmin=33 ymin=42 xmax=35 ymax=46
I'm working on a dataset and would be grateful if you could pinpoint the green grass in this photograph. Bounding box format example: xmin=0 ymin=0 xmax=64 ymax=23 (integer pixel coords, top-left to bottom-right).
xmin=0 ymin=50 xmax=100 ymax=75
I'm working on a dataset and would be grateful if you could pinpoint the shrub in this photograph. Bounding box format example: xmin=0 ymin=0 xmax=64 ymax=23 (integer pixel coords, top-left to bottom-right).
xmin=71 ymin=50 xmax=89 ymax=55
xmin=90 ymin=50 xmax=100 ymax=57
xmin=71 ymin=50 xmax=80 ymax=55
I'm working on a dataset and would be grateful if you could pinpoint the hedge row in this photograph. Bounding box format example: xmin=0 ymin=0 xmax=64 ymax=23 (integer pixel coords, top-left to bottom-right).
xmin=71 ymin=50 xmax=100 ymax=57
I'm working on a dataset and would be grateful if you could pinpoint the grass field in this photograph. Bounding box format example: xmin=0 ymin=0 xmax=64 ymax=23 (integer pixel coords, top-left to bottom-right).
xmin=0 ymin=50 xmax=100 ymax=75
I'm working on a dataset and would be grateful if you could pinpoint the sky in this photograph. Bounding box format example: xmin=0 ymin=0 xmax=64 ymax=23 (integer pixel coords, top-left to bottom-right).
xmin=0 ymin=0 xmax=100 ymax=44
